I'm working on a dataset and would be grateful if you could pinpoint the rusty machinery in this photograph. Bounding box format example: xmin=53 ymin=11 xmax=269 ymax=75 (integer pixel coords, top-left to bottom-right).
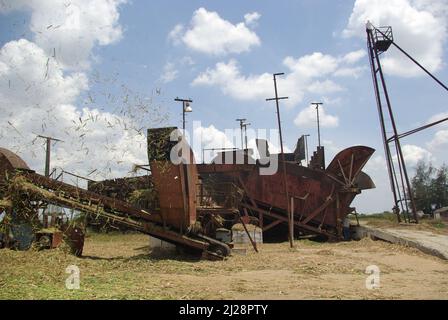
xmin=0 ymin=140 xmax=232 ymax=259
xmin=0 ymin=124 xmax=376 ymax=257
xmin=197 ymin=143 xmax=375 ymax=241
xmin=92 ymin=128 xmax=376 ymax=241
xmin=86 ymin=127 xmax=376 ymax=243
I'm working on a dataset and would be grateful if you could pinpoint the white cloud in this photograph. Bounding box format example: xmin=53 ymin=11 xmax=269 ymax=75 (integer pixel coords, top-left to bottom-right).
xmin=294 ymin=105 xmax=339 ymax=129
xmin=160 ymin=62 xmax=178 ymax=83
xmin=0 ymin=39 xmax=88 ymax=111
xmin=333 ymin=66 xmax=366 ymax=78
xmin=0 ymin=0 xmax=157 ymax=180
xmin=0 ymin=39 xmax=150 ymax=178
xmin=427 ymin=111 xmax=448 ymax=126
xmin=428 ymin=130 xmax=448 ymax=149
xmin=169 ymin=7 xmax=261 ymax=55
xmin=343 ymin=0 xmax=447 ymax=77
xmin=244 ymin=12 xmax=261 ymax=26
xmin=306 ymin=79 xmax=343 ymax=94
xmin=1 ymin=0 xmax=126 ymax=69
xmin=192 ymin=59 xmax=272 ymax=101
xmin=192 ymin=50 xmax=363 ymax=107
xmin=168 ymin=24 xmax=184 ymax=45
xmin=426 ymin=112 xmax=448 ymax=149
xmin=399 ymin=144 xmax=433 ymax=165
xmin=342 ymin=49 xmax=366 ymax=64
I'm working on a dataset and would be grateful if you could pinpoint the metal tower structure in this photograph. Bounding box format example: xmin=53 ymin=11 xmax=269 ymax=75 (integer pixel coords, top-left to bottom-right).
xmin=366 ymin=22 xmax=448 ymax=223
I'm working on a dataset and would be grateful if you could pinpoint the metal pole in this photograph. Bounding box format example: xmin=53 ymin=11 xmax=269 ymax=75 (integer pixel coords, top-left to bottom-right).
xmin=244 ymin=125 xmax=248 ymax=150
xmin=175 ymin=97 xmax=193 ymax=135
xmin=266 ymin=73 xmax=292 ymax=248
xmin=182 ymin=101 xmax=186 ymax=133
xmin=45 ymin=138 xmax=51 ymax=177
xmin=290 ymin=196 xmax=294 ymax=245
xmin=236 ymin=119 xmax=246 ymax=150
xmin=312 ymin=102 xmax=323 ymax=148
xmin=36 ymin=135 xmax=63 ymax=177
xmin=243 ymin=122 xmax=251 ymax=150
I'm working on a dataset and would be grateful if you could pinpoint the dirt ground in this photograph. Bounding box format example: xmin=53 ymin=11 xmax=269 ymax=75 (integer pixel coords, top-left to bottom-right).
xmin=0 ymin=232 xmax=447 ymax=300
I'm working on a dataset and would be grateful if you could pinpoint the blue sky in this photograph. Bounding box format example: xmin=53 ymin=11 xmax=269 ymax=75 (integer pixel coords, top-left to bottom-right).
xmin=0 ymin=0 xmax=447 ymax=213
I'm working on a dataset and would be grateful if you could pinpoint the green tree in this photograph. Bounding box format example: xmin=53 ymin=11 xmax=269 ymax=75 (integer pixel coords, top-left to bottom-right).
xmin=411 ymin=161 xmax=448 ymax=214
xmin=431 ymin=164 xmax=448 ymax=210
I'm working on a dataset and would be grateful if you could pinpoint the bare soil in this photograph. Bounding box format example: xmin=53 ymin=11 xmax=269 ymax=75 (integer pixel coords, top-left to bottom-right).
xmin=0 ymin=233 xmax=447 ymax=299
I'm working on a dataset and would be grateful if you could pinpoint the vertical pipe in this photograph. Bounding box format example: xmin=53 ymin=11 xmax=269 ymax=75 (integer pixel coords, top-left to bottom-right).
xmin=316 ymin=106 xmax=321 ymax=147
xmin=240 ymin=123 xmax=244 ymax=150
xmin=244 ymin=125 xmax=248 ymax=150
xmin=290 ymin=197 xmax=294 ymax=246
xmin=45 ymin=138 xmax=51 ymax=177
xmin=182 ymin=101 xmax=186 ymax=133
xmin=273 ymin=74 xmax=292 ymax=248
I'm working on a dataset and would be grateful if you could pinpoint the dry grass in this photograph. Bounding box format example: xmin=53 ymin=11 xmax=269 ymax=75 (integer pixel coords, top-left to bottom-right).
xmin=0 ymin=232 xmax=447 ymax=300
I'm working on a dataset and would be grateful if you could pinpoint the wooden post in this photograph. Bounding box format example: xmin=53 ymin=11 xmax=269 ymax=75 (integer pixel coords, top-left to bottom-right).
xmin=290 ymin=197 xmax=294 ymax=247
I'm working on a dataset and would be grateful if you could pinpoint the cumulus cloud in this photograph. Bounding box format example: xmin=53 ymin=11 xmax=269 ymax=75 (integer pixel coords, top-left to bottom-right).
xmin=0 ymin=39 xmax=88 ymax=111
xmin=398 ymin=144 xmax=433 ymax=165
xmin=192 ymin=51 xmax=362 ymax=107
xmin=192 ymin=59 xmax=272 ymax=101
xmin=159 ymin=62 xmax=179 ymax=83
xmin=1 ymin=0 xmax=126 ymax=69
xmin=343 ymin=0 xmax=447 ymax=77
xmin=244 ymin=12 xmax=261 ymax=26
xmin=426 ymin=112 xmax=448 ymax=149
xmin=342 ymin=49 xmax=366 ymax=64
xmin=427 ymin=111 xmax=448 ymax=126
xmin=294 ymin=105 xmax=339 ymax=129
xmin=0 ymin=0 xmax=160 ymax=180
xmin=428 ymin=130 xmax=448 ymax=149
xmin=0 ymin=39 xmax=152 ymax=178
xmin=168 ymin=7 xmax=261 ymax=55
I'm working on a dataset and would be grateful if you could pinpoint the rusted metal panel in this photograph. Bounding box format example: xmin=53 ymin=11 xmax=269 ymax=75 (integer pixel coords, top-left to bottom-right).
xmin=0 ymin=147 xmax=31 ymax=185
xmin=147 ymin=128 xmax=198 ymax=232
xmin=150 ymin=160 xmax=197 ymax=232
xmin=326 ymin=146 xmax=375 ymax=188
xmin=0 ymin=148 xmax=30 ymax=170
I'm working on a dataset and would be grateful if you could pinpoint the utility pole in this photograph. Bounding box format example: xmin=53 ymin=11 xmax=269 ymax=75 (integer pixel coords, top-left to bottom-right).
xmin=36 ymin=135 xmax=63 ymax=177
xmin=175 ymin=97 xmax=193 ymax=133
xmin=36 ymin=134 xmax=62 ymax=228
xmin=236 ymin=118 xmax=247 ymax=150
xmin=242 ymin=122 xmax=251 ymax=150
xmin=311 ymin=102 xmax=323 ymax=147
xmin=266 ymin=72 xmax=293 ymax=248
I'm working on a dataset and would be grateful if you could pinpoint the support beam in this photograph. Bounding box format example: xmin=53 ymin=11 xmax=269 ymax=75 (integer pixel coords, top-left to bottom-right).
xmin=241 ymin=203 xmax=338 ymax=240
xmin=262 ymin=219 xmax=283 ymax=232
